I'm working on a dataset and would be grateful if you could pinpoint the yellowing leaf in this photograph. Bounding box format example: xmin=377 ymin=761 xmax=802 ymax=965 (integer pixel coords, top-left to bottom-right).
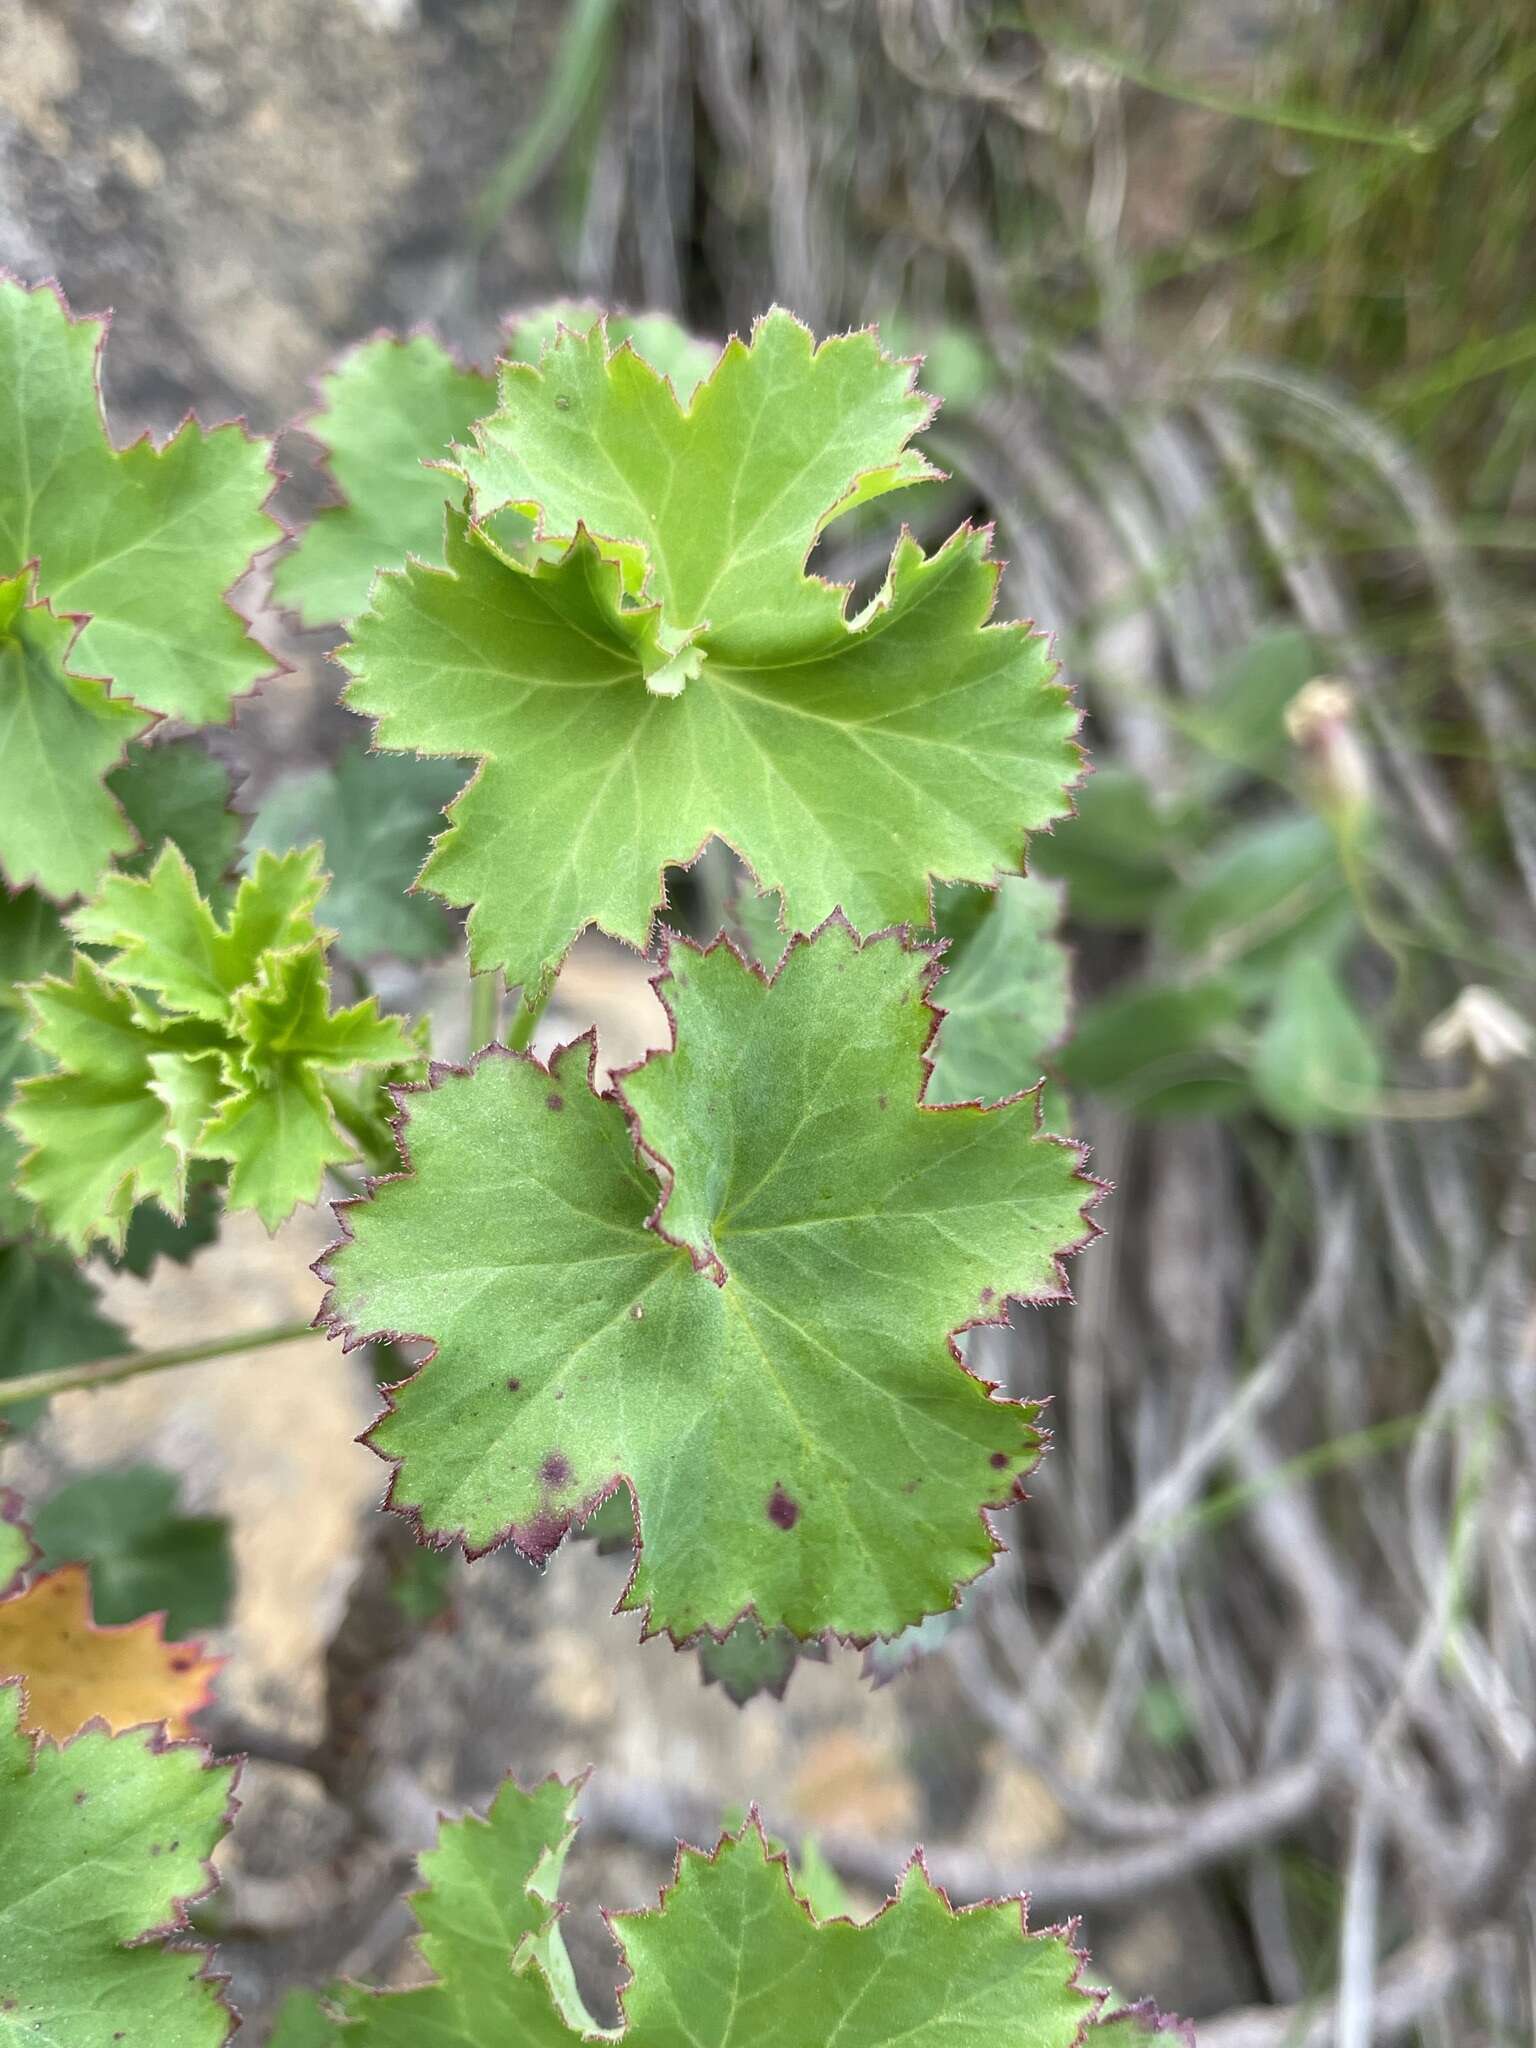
xmin=0 ymin=1564 xmax=220 ymax=1740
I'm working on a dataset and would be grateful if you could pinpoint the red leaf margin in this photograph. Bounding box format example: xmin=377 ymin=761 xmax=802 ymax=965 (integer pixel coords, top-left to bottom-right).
xmin=0 ymin=270 xmax=293 ymax=764
xmin=602 ymin=1802 xmax=1108 ymax=2042
xmin=0 ymin=1675 xmax=242 ymax=2040
xmin=312 ymin=914 xmax=1107 ymax=1657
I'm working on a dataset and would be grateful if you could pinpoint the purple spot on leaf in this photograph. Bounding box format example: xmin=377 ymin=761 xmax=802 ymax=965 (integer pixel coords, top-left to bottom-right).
xmin=546 ymin=1092 xmax=564 ymax=1112
xmin=507 ymin=1377 xmax=521 ymax=1391
xmin=979 ymin=1287 xmax=996 ymax=1306
xmin=541 ymin=1452 xmax=571 ymax=1488
xmin=767 ymin=1484 xmax=800 ymax=1531
xmin=990 ymin=1452 xmax=1010 ymax=1469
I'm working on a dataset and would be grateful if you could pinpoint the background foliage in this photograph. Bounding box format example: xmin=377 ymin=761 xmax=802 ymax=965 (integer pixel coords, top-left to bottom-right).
xmin=0 ymin=1 xmax=1532 ymax=2042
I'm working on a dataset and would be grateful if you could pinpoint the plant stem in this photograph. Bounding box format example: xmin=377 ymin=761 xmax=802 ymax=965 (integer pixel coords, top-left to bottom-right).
xmin=0 ymin=1318 xmax=318 ymax=1410
xmin=507 ymin=983 xmax=549 ymax=1053
xmin=469 ymin=968 xmax=501 ymax=1051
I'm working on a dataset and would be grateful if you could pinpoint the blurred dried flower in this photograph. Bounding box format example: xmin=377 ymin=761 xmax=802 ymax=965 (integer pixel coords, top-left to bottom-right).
xmin=1421 ymin=985 xmax=1534 ymax=1068
xmin=1285 ymin=677 xmax=1373 ymax=819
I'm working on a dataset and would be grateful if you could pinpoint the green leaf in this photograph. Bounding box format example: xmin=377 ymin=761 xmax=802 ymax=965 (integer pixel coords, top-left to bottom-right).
xmin=0 ymin=887 xmax=69 ymax=1237
xmin=109 ymin=739 xmax=241 ymax=898
xmin=243 ymin=744 xmax=468 ymax=963
xmin=104 ymin=1169 xmax=224 ymax=1280
xmin=1028 ymin=767 xmax=1180 ymax=928
xmin=612 ymin=1825 xmax=1091 ymax=2046
xmin=199 ymin=944 xmax=417 ymax=1228
xmin=926 ymin=876 xmax=1070 ymax=1115
xmin=0 ymin=275 xmax=279 ymax=724
xmin=0 ymin=1680 xmax=236 ymax=2046
xmin=345 ymin=313 xmax=1079 ymax=991
xmin=0 ymin=1244 xmax=127 ymax=1428
xmin=0 ymin=571 xmax=150 ymax=900
xmin=272 ymin=311 xmax=720 ymax=632
xmin=788 ymin=1833 xmax=855 ymax=1923
xmin=1058 ymin=981 xmax=1253 ymax=1120
xmin=458 ymin=312 xmax=939 ymax=645
xmin=71 ymin=844 xmax=324 ymax=1025
xmin=196 ymin=1063 xmax=350 ymax=1234
xmin=321 ymin=923 xmax=1091 ymax=1642
xmin=266 ymin=1991 xmax=337 ymax=2048
xmin=233 ymin=943 xmax=416 ymax=1078
xmin=1252 ymin=954 xmax=1381 ymax=1131
xmin=10 ymin=848 xmax=416 ymax=1248
xmin=0 ymin=1490 xmax=37 ymax=1598
xmin=273 ymin=335 xmax=495 ymax=628
xmin=9 ymin=957 xmax=188 ymax=1249
xmin=31 ymin=1467 xmax=233 ymax=1635
xmin=331 ymin=1770 xmax=593 ymax=2043
xmin=290 ymin=1772 xmax=1097 ymax=2047
xmin=697 ymin=1618 xmax=815 ymax=1706
xmin=504 ymin=304 xmax=720 ymax=404
xmin=1157 ymin=813 xmax=1354 ymax=987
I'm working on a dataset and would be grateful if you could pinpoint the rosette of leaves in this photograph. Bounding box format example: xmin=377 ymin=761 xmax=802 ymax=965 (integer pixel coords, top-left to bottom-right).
xmin=0 ymin=1679 xmax=237 ymax=2045
xmin=273 ymin=1768 xmax=1118 ymax=2046
xmin=319 ymin=920 xmax=1096 ymax=1644
xmin=7 ymin=843 xmax=420 ymax=1251
xmin=0 ymin=276 xmax=279 ymax=901
xmin=338 ymin=307 xmax=1081 ymax=999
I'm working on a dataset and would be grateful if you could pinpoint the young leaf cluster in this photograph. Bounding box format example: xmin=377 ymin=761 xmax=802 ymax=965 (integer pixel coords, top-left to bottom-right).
xmin=8 ymin=845 xmax=420 ymax=1249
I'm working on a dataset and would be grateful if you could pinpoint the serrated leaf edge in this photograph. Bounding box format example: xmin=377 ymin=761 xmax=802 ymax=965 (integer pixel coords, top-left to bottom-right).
xmin=601 ymin=1805 xmax=1106 ymax=2041
xmin=0 ymin=1562 xmax=226 ymax=1736
xmin=454 ymin=304 xmax=943 ymax=580
xmin=311 ymin=916 xmax=1106 ymax=1653
xmin=339 ymin=516 xmax=1084 ymax=999
xmin=0 ymin=268 xmax=294 ymax=725
xmin=0 ymin=1674 xmax=242 ymax=2033
xmin=270 ymin=324 xmax=495 ymax=633
xmin=0 ymin=564 xmax=157 ymax=902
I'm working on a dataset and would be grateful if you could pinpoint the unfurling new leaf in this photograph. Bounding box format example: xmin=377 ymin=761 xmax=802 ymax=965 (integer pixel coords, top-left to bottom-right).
xmin=320 ymin=922 xmax=1094 ymax=1643
xmin=7 ymin=845 xmax=420 ymax=1248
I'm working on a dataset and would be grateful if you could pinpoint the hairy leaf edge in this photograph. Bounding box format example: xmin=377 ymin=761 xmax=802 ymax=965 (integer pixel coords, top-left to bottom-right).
xmin=600 ymin=1804 xmax=1105 ymax=2038
xmin=336 ymin=511 xmax=1085 ymax=997
xmin=0 ymin=269 xmax=295 ymax=727
xmin=311 ymin=916 xmax=1106 ymax=1652
xmin=0 ymin=1675 xmax=242 ymax=2027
